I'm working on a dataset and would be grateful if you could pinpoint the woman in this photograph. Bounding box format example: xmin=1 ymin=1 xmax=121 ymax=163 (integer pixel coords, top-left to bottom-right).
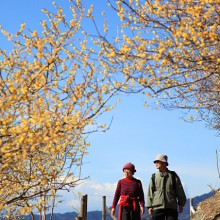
xmin=111 ymin=162 xmax=145 ymax=220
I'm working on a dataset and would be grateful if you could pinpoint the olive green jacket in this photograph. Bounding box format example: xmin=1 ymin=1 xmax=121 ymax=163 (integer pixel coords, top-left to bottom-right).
xmin=147 ymin=169 xmax=186 ymax=210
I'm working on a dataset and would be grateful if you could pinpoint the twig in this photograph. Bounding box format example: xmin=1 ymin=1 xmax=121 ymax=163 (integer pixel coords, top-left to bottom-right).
xmin=216 ymin=149 xmax=220 ymax=179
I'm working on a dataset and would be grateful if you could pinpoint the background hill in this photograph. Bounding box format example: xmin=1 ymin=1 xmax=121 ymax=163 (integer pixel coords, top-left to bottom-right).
xmin=21 ymin=191 xmax=215 ymax=220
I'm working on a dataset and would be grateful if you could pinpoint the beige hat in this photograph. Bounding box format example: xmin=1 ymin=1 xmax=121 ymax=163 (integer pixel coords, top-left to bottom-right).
xmin=154 ymin=154 xmax=169 ymax=166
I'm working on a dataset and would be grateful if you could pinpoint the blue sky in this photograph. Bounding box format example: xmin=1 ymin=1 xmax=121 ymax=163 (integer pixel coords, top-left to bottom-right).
xmin=1 ymin=0 xmax=219 ymax=214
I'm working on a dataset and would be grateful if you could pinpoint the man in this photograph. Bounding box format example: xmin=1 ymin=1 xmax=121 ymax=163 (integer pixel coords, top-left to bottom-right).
xmin=111 ymin=162 xmax=145 ymax=220
xmin=147 ymin=154 xmax=186 ymax=220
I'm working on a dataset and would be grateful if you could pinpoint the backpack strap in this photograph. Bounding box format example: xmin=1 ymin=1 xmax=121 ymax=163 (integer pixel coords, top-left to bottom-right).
xmin=151 ymin=173 xmax=156 ymax=192
xmin=170 ymin=171 xmax=177 ymax=193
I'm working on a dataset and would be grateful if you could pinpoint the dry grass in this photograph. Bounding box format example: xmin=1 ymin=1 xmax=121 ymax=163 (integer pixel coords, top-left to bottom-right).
xmin=194 ymin=189 xmax=220 ymax=220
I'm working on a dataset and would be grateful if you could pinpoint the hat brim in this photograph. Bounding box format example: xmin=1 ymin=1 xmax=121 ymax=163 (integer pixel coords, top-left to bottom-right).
xmin=154 ymin=160 xmax=168 ymax=166
xmin=123 ymin=168 xmax=136 ymax=172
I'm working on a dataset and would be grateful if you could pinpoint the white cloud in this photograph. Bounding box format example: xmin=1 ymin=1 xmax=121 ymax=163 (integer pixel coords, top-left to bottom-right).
xmin=53 ymin=180 xmax=117 ymax=213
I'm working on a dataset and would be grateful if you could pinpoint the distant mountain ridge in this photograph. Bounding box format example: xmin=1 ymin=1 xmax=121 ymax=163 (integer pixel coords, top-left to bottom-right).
xmin=22 ymin=191 xmax=215 ymax=220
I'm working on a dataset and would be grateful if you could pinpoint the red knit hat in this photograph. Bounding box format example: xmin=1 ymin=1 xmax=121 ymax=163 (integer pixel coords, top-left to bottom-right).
xmin=122 ymin=162 xmax=136 ymax=173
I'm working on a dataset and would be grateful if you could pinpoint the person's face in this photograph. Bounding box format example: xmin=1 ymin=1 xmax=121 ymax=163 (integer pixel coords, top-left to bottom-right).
xmin=123 ymin=169 xmax=133 ymax=179
xmin=155 ymin=160 xmax=167 ymax=171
